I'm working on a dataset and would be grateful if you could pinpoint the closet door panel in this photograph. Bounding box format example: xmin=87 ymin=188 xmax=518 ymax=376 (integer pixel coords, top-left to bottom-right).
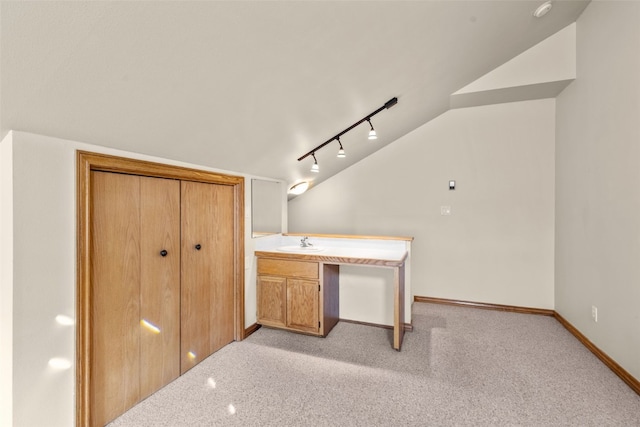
xmin=139 ymin=177 xmax=181 ymax=398
xmin=180 ymin=181 xmax=214 ymax=373
xmin=90 ymin=171 xmax=141 ymax=426
xmin=181 ymin=181 xmax=236 ymax=373
xmin=210 ymin=184 xmax=236 ymax=353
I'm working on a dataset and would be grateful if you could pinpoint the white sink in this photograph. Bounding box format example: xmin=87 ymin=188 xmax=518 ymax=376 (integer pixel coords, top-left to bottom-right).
xmin=276 ymin=246 xmax=324 ymax=252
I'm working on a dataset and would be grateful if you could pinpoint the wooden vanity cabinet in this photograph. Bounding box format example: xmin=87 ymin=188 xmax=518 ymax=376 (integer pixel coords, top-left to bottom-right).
xmin=257 ymin=257 xmax=339 ymax=336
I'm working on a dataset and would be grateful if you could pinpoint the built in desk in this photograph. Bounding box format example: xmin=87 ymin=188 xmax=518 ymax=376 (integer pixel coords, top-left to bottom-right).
xmin=255 ymin=236 xmax=410 ymax=351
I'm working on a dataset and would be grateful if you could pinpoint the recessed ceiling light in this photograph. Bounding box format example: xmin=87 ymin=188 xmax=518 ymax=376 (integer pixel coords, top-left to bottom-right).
xmin=533 ymin=1 xmax=552 ymax=18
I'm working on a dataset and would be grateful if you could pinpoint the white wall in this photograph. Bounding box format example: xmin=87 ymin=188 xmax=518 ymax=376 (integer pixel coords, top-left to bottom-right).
xmin=1 ymin=130 xmax=279 ymax=426
xmin=455 ymin=22 xmax=576 ymax=94
xmin=11 ymin=132 xmax=78 ymax=426
xmin=0 ymin=132 xmax=14 ymax=427
xmin=555 ymin=1 xmax=640 ymax=381
xmin=289 ymin=99 xmax=556 ymax=310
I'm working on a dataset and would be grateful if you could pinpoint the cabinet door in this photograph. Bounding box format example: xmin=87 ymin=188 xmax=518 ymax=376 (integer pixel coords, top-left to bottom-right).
xmin=257 ymin=275 xmax=287 ymax=327
xmin=181 ymin=181 xmax=235 ymax=374
xmin=286 ymin=279 xmax=320 ymax=333
xmin=139 ymin=177 xmax=181 ymax=399
xmin=91 ymin=171 xmax=141 ymax=426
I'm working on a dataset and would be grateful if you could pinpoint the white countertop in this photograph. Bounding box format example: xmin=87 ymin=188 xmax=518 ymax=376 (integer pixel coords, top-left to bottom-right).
xmin=278 ymin=245 xmax=405 ymax=260
xmin=255 ymin=246 xmax=407 ymax=267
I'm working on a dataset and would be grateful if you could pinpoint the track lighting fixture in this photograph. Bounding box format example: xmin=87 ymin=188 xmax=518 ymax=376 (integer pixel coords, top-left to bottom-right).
xmin=298 ymin=97 xmax=398 ymax=171
xmin=337 ymin=137 xmax=346 ymax=158
xmin=367 ymin=119 xmax=377 ymax=140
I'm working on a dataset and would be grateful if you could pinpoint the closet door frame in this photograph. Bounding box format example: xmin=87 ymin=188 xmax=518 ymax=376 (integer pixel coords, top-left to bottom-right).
xmin=76 ymin=151 xmax=245 ymax=427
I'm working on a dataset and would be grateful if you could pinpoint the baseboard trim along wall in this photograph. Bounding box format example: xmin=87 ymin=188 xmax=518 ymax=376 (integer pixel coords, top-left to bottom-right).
xmin=414 ymin=296 xmax=555 ymax=316
xmin=415 ymin=295 xmax=640 ymax=396
xmin=244 ymin=323 xmax=261 ymax=337
xmin=553 ymin=312 xmax=640 ymax=396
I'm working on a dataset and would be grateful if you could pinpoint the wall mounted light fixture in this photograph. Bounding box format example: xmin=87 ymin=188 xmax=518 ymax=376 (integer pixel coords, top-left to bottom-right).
xmin=297 ymin=97 xmax=398 ymax=170
xmin=289 ymin=181 xmax=310 ymax=195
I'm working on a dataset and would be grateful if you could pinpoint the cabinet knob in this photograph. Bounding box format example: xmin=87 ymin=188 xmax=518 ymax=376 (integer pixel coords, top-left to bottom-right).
xmin=195 ymin=244 xmax=202 ymax=251
xmin=160 ymin=249 xmax=168 ymax=257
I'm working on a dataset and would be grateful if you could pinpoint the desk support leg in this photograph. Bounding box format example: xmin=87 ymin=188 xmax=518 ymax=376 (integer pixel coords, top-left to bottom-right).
xmin=393 ymin=263 xmax=405 ymax=351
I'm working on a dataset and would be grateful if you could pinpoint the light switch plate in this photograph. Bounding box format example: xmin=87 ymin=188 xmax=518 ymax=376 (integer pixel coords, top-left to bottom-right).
xmin=441 ymin=206 xmax=451 ymax=215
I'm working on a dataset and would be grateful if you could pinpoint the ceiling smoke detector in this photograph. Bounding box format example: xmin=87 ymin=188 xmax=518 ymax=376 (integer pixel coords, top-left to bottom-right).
xmin=533 ymin=1 xmax=553 ymax=18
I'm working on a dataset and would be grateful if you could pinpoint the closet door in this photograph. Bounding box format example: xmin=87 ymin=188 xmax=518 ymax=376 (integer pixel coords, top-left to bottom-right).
xmin=90 ymin=172 xmax=181 ymax=426
xmin=91 ymin=172 xmax=141 ymax=426
xmin=210 ymin=183 xmax=235 ymax=352
xmin=181 ymin=181 xmax=235 ymax=373
xmin=139 ymin=176 xmax=181 ymax=399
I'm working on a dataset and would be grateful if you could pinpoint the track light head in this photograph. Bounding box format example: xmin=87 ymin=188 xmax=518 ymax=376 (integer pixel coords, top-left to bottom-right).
xmin=367 ymin=119 xmax=377 ymax=140
xmin=311 ymin=153 xmax=319 ymax=173
xmin=336 ymin=138 xmax=346 ymax=158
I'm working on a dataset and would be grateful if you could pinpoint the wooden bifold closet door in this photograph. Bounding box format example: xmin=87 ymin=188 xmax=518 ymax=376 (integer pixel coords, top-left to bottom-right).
xmin=91 ymin=172 xmax=181 ymax=426
xmin=180 ymin=180 xmax=235 ymax=373
xmin=90 ymin=172 xmax=235 ymax=426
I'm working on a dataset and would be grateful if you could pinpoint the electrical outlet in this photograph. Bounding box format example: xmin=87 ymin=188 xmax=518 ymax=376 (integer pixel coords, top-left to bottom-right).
xmin=591 ymin=305 xmax=598 ymax=322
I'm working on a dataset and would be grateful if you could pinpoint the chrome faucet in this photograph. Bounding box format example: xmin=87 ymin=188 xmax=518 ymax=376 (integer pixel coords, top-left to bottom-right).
xmin=300 ymin=236 xmax=313 ymax=248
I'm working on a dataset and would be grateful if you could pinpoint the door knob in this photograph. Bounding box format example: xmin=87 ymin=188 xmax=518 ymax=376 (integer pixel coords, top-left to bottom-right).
xmin=195 ymin=244 xmax=202 ymax=250
xmin=160 ymin=249 xmax=168 ymax=257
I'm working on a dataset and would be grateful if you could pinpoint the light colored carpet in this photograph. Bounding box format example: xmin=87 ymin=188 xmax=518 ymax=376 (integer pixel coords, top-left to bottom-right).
xmin=109 ymin=302 xmax=640 ymax=426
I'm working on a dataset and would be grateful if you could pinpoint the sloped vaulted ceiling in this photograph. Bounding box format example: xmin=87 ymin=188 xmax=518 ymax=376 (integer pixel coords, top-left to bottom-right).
xmin=0 ymin=1 xmax=588 ymax=190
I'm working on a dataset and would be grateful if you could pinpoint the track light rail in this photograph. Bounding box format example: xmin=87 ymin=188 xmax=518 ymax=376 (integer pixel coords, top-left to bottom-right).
xmin=297 ymin=97 xmax=398 ymax=162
